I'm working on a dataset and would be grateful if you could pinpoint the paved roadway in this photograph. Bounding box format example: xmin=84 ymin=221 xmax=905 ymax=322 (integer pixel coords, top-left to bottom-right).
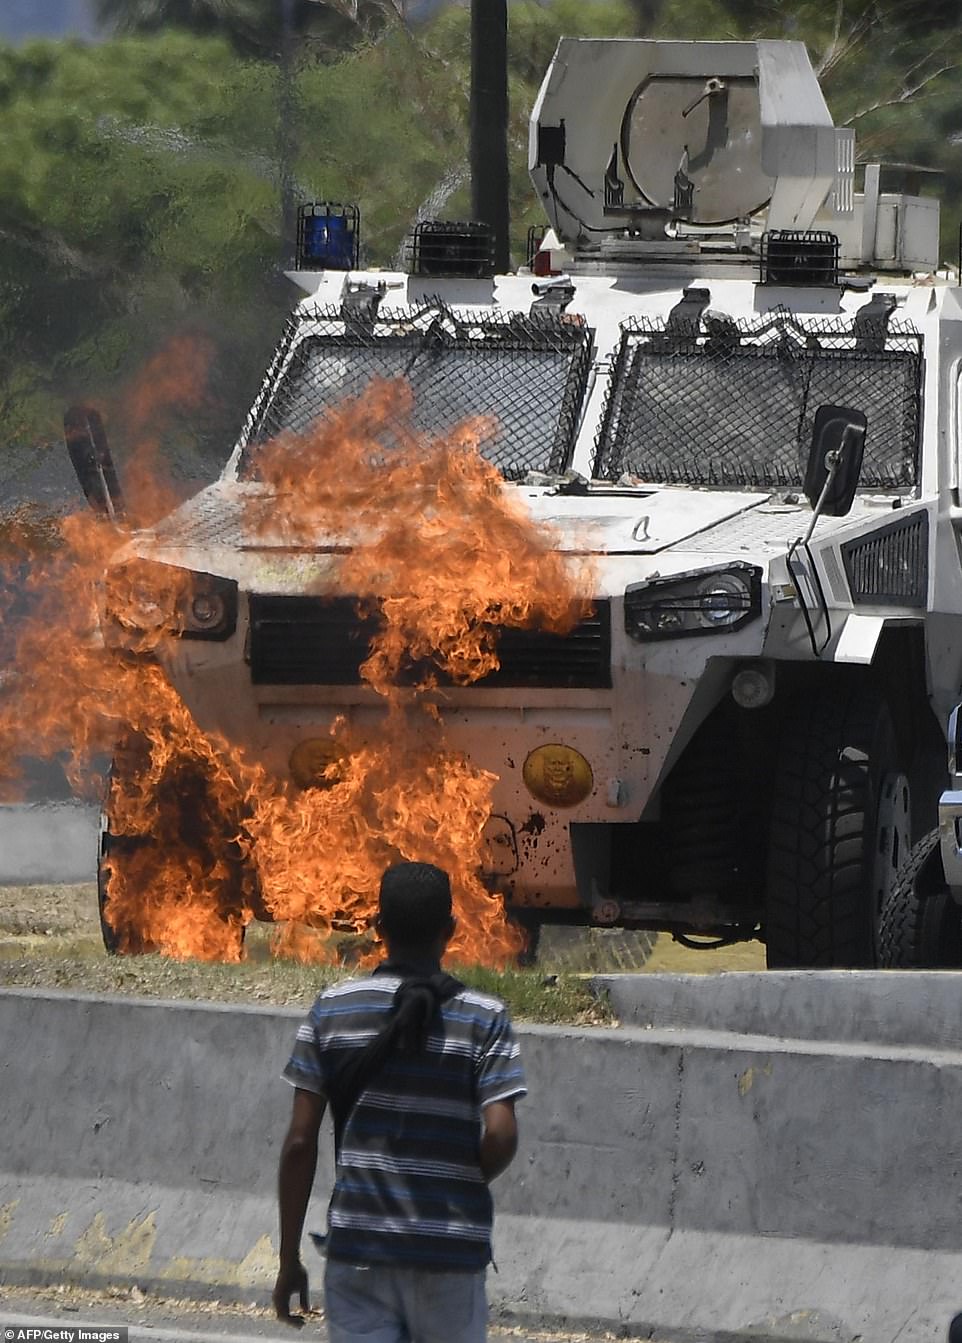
xmin=0 ymin=1290 xmax=630 ymax=1343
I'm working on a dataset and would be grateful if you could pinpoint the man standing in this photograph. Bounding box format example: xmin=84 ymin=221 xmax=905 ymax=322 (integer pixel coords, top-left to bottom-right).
xmin=273 ymin=861 xmax=526 ymax=1342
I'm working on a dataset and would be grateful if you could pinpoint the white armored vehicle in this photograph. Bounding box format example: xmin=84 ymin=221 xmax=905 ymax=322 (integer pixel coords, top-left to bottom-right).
xmin=75 ymin=38 xmax=962 ymax=966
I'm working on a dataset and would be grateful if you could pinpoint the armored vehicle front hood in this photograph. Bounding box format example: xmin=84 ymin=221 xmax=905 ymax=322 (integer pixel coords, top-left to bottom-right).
xmin=131 ymin=476 xmax=908 ymax=603
xmin=136 ymin=478 xmax=770 ymax=563
xmin=514 ymin=485 xmax=767 ymax=553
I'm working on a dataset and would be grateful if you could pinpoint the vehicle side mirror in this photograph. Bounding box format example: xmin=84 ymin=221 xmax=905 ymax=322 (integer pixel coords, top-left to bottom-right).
xmin=949 ymin=704 xmax=962 ymax=787
xmin=802 ymin=405 xmax=867 ymax=517
xmin=64 ymin=405 xmax=125 ymax=521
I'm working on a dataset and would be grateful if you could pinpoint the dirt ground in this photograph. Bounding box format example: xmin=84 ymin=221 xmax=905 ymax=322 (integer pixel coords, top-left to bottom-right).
xmin=0 ymin=1281 xmax=639 ymax=1342
xmin=0 ymin=882 xmax=102 ymax=942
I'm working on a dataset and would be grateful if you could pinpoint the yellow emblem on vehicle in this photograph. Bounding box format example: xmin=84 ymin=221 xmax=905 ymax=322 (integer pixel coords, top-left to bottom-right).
xmin=289 ymin=739 xmax=348 ymax=790
xmin=522 ymin=744 xmax=593 ymax=808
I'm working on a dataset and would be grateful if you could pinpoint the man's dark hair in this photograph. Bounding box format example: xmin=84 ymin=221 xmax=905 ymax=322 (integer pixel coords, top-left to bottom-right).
xmin=378 ymin=861 xmax=452 ymax=945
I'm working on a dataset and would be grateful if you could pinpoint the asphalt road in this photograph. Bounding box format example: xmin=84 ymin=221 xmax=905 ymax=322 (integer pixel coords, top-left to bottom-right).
xmin=0 ymin=1289 xmax=627 ymax=1343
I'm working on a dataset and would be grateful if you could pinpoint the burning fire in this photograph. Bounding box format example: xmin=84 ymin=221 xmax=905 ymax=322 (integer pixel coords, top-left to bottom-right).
xmin=0 ymin=351 xmax=592 ymax=966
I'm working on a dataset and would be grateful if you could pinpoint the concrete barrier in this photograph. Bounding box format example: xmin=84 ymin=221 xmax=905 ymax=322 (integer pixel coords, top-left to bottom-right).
xmin=596 ymin=968 xmax=962 ymax=1050
xmin=0 ymin=803 xmax=99 ymax=885
xmin=2 ymin=984 xmax=962 ymax=1342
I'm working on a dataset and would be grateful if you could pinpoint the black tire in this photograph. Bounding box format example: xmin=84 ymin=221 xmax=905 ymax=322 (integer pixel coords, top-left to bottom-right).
xmin=98 ymin=752 xmax=163 ymax=954
xmin=98 ymin=737 xmax=250 ymax=957
xmin=878 ymin=828 xmax=962 ymax=967
xmin=98 ymin=868 xmax=125 ymax=954
xmin=508 ymin=912 xmax=541 ymax=968
xmin=98 ymin=814 xmax=154 ymax=955
xmin=765 ymin=686 xmax=908 ymax=968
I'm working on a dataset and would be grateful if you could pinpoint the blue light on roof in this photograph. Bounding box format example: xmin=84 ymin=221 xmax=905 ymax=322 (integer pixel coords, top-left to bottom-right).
xmin=296 ymin=203 xmax=360 ymax=271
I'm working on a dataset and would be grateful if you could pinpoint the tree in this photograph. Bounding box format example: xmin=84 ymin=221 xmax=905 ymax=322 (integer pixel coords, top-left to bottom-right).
xmin=623 ymin=0 xmax=666 ymax=32
xmin=94 ymin=0 xmax=409 ymax=58
xmin=0 ymin=32 xmax=286 ymax=466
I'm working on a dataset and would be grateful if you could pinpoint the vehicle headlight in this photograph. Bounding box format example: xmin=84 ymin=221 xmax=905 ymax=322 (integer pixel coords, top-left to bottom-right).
xmin=183 ymin=588 xmax=230 ymax=637
xmin=289 ymin=738 xmax=349 ymax=790
xmin=104 ymin=562 xmax=237 ymax=645
xmin=624 ymin=564 xmax=762 ymax=642
xmin=177 ymin=572 xmax=237 ymax=640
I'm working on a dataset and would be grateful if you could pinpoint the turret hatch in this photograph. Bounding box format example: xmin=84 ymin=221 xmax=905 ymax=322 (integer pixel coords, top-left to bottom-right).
xmin=529 ymin=39 xmax=850 ymax=255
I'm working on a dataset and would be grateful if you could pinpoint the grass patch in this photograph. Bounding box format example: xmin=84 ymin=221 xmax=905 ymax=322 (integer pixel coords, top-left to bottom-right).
xmin=0 ymin=951 xmax=612 ymax=1024
xmin=0 ymin=883 xmax=100 ymax=938
xmin=0 ymin=888 xmax=614 ymax=1024
xmin=456 ymin=964 xmax=613 ymax=1025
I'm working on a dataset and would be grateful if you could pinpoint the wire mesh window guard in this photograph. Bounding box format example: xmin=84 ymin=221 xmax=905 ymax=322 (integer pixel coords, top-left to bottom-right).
xmin=238 ymin=305 xmax=593 ymax=482
xmin=593 ymin=309 xmax=922 ymax=489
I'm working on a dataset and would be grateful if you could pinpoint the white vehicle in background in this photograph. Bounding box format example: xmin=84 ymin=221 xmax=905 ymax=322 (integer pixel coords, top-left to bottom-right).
xmin=71 ymin=38 xmax=962 ymax=966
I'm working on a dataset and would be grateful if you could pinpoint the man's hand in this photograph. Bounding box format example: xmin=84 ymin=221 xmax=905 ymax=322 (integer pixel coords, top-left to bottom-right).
xmin=273 ymin=1257 xmax=310 ymax=1327
xmin=275 ymin=1088 xmax=325 ymax=1327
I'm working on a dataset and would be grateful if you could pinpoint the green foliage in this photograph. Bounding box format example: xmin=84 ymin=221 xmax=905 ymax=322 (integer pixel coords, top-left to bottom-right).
xmin=0 ymin=2 xmax=649 ymax=460
xmin=97 ymin=0 xmax=268 ymax=38
xmin=94 ymin=0 xmax=401 ymax=59
xmin=0 ymin=32 xmax=287 ymax=464
xmin=0 ymin=933 xmax=614 ymax=1024
xmin=456 ymin=964 xmax=614 ymax=1025
xmin=295 ymin=26 xmax=470 ymax=259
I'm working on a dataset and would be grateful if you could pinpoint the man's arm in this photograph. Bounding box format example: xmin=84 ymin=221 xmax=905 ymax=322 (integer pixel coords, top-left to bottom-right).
xmin=480 ymin=1099 xmax=518 ymax=1182
xmin=273 ymin=1087 xmax=326 ymax=1326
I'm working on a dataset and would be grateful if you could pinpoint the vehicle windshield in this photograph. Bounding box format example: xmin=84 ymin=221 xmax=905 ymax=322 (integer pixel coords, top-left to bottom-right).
xmin=593 ymin=309 xmax=922 ymax=490
xmin=238 ymin=304 xmax=592 ymax=481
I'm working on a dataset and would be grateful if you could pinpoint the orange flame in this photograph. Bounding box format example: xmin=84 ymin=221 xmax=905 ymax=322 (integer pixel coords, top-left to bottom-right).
xmin=252 ymin=380 xmax=591 ymax=691
xmin=119 ymin=333 xmax=216 ymax=525
xmin=0 ymin=353 xmax=592 ymax=966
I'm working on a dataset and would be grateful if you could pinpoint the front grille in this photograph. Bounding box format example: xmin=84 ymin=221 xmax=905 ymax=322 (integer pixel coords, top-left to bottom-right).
xmin=249 ymin=595 xmax=611 ymax=689
xmin=840 ymin=512 xmax=928 ymax=607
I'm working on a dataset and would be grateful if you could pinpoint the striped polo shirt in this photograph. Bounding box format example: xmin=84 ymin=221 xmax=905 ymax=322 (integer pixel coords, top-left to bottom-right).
xmin=282 ymin=965 xmax=526 ymax=1271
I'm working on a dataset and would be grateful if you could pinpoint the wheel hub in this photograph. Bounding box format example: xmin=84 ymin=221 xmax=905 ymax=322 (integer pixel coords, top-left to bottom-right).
xmin=873 ymin=770 xmax=912 ymax=918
